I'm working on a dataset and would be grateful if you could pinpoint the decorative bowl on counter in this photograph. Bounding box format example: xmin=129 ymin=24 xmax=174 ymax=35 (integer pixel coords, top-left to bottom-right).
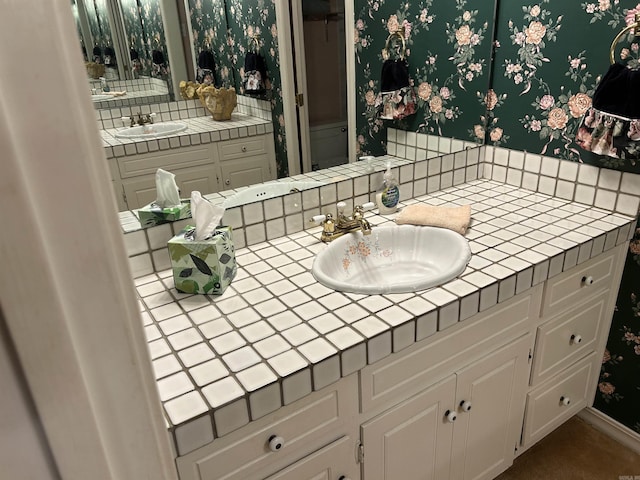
xmin=198 ymin=85 xmax=237 ymax=121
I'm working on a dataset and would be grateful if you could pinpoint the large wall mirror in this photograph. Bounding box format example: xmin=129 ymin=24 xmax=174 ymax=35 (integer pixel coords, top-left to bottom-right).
xmin=70 ymin=0 xmax=497 ymax=223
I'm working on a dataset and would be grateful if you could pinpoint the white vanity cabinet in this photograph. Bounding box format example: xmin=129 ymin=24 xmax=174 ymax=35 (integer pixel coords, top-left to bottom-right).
xmin=173 ymin=244 xmax=627 ymax=480
xmin=218 ymin=134 xmax=276 ymax=190
xmin=519 ymin=244 xmax=626 ymax=452
xmin=358 ymin=289 xmax=540 ymax=480
xmin=110 ymin=134 xmax=276 ymax=210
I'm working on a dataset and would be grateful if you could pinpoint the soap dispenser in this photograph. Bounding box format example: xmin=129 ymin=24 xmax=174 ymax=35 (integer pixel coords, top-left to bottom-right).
xmin=375 ymin=161 xmax=400 ymax=214
xmin=100 ymin=76 xmax=110 ymax=92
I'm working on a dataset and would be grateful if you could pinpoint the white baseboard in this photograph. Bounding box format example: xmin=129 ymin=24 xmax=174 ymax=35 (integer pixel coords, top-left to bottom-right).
xmin=578 ymin=407 xmax=640 ymax=454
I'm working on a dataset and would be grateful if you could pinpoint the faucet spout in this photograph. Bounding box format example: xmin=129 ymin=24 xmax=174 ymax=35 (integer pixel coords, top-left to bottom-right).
xmin=318 ymin=202 xmax=374 ymax=242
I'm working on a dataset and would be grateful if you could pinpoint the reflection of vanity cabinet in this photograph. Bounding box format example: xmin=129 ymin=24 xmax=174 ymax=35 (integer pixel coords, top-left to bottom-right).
xmin=173 ymin=244 xmax=626 ymax=480
xmin=109 ymin=134 xmax=276 ymax=210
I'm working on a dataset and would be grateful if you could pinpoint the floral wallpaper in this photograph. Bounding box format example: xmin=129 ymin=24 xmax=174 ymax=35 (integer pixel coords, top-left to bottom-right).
xmin=120 ymin=0 xmax=170 ymax=80
xmin=187 ymin=0 xmax=236 ymax=87
xmin=85 ymin=0 xmax=114 ymax=59
xmin=79 ymin=0 xmax=169 ymax=83
xmin=490 ymin=0 xmax=640 ymax=172
xmin=354 ymin=0 xmax=495 ymax=156
xmin=188 ymin=0 xmax=288 ymax=178
xmin=488 ymin=0 xmax=640 ymax=434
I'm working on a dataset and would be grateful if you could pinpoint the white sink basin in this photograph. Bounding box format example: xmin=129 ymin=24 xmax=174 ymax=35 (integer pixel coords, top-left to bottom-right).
xmin=114 ymin=122 xmax=187 ymax=139
xmin=223 ymin=181 xmax=326 ymax=207
xmin=312 ymin=225 xmax=471 ymax=294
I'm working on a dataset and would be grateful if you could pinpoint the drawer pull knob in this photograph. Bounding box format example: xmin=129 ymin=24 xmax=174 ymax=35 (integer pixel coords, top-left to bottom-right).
xmin=338 ymin=477 xmax=351 ymax=480
xmin=445 ymin=410 xmax=457 ymax=423
xmin=459 ymin=400 xmax=472 ymax=412
xmin=268 ymin=435 xmax=285 ymax=452
xmin=581 ymin=275 xmax=594 ymax=286
xmin=242 ymin=146 xmax=247 ymax=152
xmin=570 ymin=334 xmax=582 ymax=345
xmin=560 ymin=396 xmax=571 ymax=406
xmin=225 ymin=179 xmax=230 ymax=185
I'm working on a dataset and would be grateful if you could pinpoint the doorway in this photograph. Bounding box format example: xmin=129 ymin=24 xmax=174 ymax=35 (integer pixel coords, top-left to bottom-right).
xmin=282 ymin=0 xmax=352 ymax=175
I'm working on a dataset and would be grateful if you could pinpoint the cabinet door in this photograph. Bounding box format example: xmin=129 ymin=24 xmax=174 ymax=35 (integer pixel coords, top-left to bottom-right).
xmin=265 ymin=436 xmax=358 ymax=480
xmin=450 ymin=334 xmax=531 ymax=480
xmin=121 ymin=176 xmax=157 ymax=209
xmin=360 ymin=375 xmax=456 ymax=480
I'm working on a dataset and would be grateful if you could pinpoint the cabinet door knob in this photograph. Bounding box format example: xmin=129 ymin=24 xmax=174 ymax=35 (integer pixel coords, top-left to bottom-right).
xmin=570 ymin=334 xmax=582 ymax=345
xmin=560 ymin=396 xmax=571 ymax=406
xmin=581 ymin=275 xmax=594 ymax=286
xmin=268 ymin=435 xmax=285 ymax=452
xmin=445 ymin=410 xmax=457 ymax=423
xmin=338 ymin=477 xmax=351 ymax=480
xmin=241 ymin=146 xmax=247 ymax=152
xmin=225 ymin=179 xmax=230 ymax=185
xmin=459 ymin=400 xmax=472 ymax=412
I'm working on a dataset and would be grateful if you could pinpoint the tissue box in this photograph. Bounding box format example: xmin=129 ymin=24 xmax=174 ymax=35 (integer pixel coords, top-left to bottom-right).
xmin=137 ymin=201 xmax=191 ymax=228
xmin=167 ymin=226 xmax=237 ymax=295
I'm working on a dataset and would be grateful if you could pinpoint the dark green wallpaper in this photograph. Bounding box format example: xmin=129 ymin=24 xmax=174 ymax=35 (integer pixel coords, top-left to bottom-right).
xmin=188 ymin=0 xmax=288 ymax=178
xmin=86 ymin=0 xmax=114 ymax=56
xmin=120 ymin=0 xmax=169 ymax=79
xmin=354 ymin=0 xmax=495 ymax=156
xmin=188 ymin=0 xmax=236 ymax=87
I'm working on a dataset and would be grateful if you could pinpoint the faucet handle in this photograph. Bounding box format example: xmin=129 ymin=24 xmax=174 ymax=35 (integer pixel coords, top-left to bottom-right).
xmin=336 ymin=202 xmax=347 ymax=215
xmin=310 ymin=214 xmax=327 ymax=226
xmin=360 ymin=202 xmax=375 ymax=212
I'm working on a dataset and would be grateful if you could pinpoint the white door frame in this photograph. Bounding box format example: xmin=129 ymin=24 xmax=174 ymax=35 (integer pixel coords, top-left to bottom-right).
xmin=0 ymin=1 xmax=177 ymax=479
xmin=290 ymin=0 xmax=313 ymax=174
xmin=277 ymin=0 xmax=357 ymax=175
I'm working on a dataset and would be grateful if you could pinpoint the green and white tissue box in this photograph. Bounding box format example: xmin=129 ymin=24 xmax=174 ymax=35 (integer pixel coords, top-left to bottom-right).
xmin=138 ymin=201 xmax=191 ymax=228
xmin=167 ymin=225 xmax=237 ymax=295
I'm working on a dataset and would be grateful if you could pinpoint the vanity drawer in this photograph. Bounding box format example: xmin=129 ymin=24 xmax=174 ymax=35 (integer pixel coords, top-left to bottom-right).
xmin=530 ymin=290 xmax=608 ymax=385
xmin=218 ymin=135 xmax=270 ymax=162
xmin=117 ymin=144 xmax=216 ymax=178
xmin=521 ymin=352 xmax=596 ymax=450
xmin=541 ymin=246 xmax=619 ymax=318
xmin=176 ymin=375 xmax=357 ymax=480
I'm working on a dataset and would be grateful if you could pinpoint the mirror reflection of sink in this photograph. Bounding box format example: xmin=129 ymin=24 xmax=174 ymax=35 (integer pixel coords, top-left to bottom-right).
xmin=91 ymin=94 xmax=113 ymax=102
xmin=223 ymin=181 xmax=326 ymax=208
xmin=311 ymin=225 xmax=471 ymax=295
xmin=114 ymin=121 xmax=188 ymax=139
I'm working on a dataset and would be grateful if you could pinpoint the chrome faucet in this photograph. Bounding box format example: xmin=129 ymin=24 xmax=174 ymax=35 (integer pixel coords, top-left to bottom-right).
xmin=313 ymin=201 xmax=375 ymax=243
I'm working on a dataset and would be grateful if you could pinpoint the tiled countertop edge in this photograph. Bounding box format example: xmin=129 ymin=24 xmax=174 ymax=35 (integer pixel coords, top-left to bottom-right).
xmin=134 ymin=179 xmax=636 ymax=457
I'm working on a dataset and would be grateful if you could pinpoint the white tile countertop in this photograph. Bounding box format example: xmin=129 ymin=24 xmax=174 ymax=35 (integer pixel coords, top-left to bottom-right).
xmin=132 ymin=178 xmax=636 ymax=456
xmin=101 ymin=112 xmax=273 ymax=157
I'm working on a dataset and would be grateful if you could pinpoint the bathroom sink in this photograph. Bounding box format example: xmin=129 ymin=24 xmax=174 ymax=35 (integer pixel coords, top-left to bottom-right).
xmin=114 ymin=121 xmax=187 ymax=139
xmin=223 ymin=181 xmax=326 ymax=207
xmin=311 ymin=225 xmax=471 ymax=295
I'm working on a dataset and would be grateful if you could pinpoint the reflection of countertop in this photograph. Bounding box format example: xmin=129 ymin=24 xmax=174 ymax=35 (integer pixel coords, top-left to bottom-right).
xmin=91 ymin=88 xmax=169 ymax=106
xmin=101 ymin=113 xmax=273 ymax=158
xmin=133 ymin=178 xmax=634 ymax=454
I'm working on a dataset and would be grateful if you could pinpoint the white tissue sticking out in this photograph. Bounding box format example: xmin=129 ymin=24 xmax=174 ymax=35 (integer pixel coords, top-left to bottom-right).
xmin=191 ymin=191 xmax=225 ymax=241
xmin=155 ymin=168 xmax=181 ymax=208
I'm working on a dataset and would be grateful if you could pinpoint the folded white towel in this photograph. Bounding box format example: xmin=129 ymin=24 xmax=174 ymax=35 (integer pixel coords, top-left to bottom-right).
xmin=395 ymin=204 xmax=471 ymax=235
